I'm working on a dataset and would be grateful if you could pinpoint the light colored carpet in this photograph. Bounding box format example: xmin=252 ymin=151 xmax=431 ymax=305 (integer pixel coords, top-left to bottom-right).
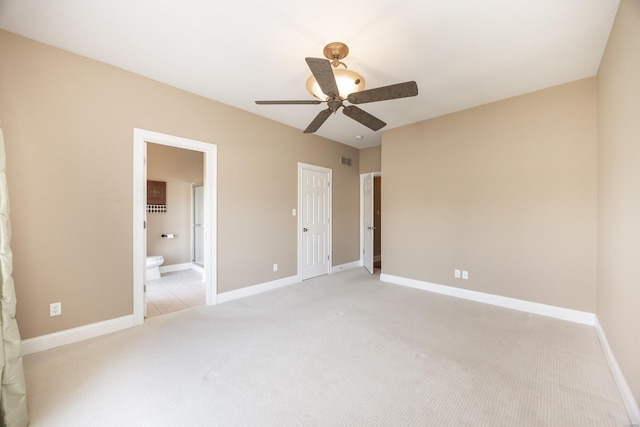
xmin=23 ymin=269 xmax=630 ymax=426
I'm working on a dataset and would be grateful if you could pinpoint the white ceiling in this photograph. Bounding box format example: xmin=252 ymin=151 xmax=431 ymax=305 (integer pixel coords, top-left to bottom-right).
xmin=0 ymin=0 xmax=619 ymax=149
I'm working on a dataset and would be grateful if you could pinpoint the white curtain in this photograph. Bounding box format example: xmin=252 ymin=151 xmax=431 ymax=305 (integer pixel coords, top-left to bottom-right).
xmin=0 ymin=128 xmax=28 ymax=427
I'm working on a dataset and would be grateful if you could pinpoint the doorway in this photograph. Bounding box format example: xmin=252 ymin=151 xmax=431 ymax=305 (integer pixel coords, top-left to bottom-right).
xmin=133 ymin=128 xmax=217 ymax=325
xmin=298 ymin=163 xmax=332 ymax=281
xmin=144 ymin=144 xmax=204 ymax=318
xmin=373 ymin=176 xmax=381 ymax=270
xmin=361 ymin=172 xmax=382 ymax=274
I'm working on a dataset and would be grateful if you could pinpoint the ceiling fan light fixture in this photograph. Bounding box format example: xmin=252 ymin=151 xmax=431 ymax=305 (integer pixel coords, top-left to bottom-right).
xmin=256 ymin=41 xmax=418 ymax=134
xmin=306 ymin=68 xmax=365 ymax=100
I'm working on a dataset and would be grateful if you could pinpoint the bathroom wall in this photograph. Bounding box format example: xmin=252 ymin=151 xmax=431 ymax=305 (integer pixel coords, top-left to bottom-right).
xmin=146 ymin=143 xmax=204 ymax=266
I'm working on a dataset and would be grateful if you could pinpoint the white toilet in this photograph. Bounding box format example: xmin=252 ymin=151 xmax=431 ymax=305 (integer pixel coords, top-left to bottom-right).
xmin=146 ymin=255 xmax=164 ymax=281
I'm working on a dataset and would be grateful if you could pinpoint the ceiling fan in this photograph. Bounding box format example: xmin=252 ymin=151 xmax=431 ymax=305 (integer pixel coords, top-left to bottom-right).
xmin=255 ymin=42 xmax=418 ymax=134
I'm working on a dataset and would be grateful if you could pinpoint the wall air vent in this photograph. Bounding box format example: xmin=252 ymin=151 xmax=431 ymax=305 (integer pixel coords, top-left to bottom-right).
xmin=340 ymin=156 xmax=352 ymax=166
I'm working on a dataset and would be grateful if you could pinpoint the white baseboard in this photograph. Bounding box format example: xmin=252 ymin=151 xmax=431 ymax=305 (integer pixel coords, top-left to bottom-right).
xmin=595 ymin=318 xmax=640 ymax=426
xmin=217 ymin=275 xmax=299 ymax=304
xmin=332 ymin=261 xmax=360 ymax=274
xmin=21 ymin=315 xmax=136 ymax=356
xmin=159 ymin=262 xmax=191 ymax=273
xmin=379 ymin=273 xmax=596 ymax=326
xmin=20 ymin=270 xmax=295 ymax=354
xmin=190 ymin=263 xmax=204 ymax=274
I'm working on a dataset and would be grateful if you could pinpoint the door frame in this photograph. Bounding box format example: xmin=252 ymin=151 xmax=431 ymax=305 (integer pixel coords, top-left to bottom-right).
xmin=133 ymin=128 xmax=217 ymax=325
xmin=297 ymin=163 xmax=332 ymax=281
xmin=360 ymin=171 xmax=381 ymax=268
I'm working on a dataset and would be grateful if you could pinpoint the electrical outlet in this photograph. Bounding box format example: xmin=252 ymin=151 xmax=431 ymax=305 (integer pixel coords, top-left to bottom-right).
xmin=454 ymin=269 xmax=461 ymax=278
xmin=462 ymin=271 xmax=469 ymax=280
xmin=50 ymin=302 xmax=62 ymax=317
xmin=273 ymin=263 xmax=278 ymax=272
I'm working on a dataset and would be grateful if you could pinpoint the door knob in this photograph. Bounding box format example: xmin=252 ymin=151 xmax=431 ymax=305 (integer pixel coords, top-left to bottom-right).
xmin=303 ymin=228 xmax=308 ymax=232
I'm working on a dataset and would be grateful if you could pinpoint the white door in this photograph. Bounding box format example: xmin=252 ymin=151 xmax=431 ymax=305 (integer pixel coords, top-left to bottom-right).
xmin=300 ymin=164 xmax=331 ymax=280
xmin=363 ymin=173 xmax=374 ymax=274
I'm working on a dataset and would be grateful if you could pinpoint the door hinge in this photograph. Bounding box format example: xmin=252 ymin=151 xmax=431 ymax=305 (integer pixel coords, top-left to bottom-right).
xmin=328 ymin=255 xmax=330 ymax=260
xmin=144 ymin=284 xmax=147 ymax=292
xmin=143 ymin=220 xmax=147 ymax=229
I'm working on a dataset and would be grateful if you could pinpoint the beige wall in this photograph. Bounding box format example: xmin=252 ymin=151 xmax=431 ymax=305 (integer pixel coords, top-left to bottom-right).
xmin=382 ymin=78 xmax=598 ymax=312
xmin=0 ymin=30 xmax=360 ymax=339
xmin=597 ymin=0 xmax=640 ymax=406
xmin=359 ymin=145 xmax=381 ymax=173
xmin=147 ymin=144 xmax=203 ymax=266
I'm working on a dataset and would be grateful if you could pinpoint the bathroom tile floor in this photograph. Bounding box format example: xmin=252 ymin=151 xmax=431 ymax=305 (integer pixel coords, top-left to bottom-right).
xmin=145 ymin=268 xmax=205 ymax=319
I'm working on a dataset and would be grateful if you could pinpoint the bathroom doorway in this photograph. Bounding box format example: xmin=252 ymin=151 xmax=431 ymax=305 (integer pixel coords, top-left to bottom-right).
xmin=144 ymin=144 xmax=204 ymax=318
xmin=133 ymin=129 xmax=217 ymax=326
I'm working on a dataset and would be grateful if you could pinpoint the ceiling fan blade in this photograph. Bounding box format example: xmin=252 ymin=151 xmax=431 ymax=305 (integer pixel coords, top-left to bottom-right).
xmin=347 ymin=81 xmax=418 ymax=104
xmin=255 ymin=100 xmax=322 ymax=105
xmin=305 ymin=57 xmax=339 ymax=99
xmin=303 ymin=108 xmax=333 ymax=133
xmin=343 ymin=106 xmax=386 ymax=131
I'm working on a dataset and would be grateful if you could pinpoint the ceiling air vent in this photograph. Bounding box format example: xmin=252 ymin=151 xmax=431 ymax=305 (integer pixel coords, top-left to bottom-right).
xmin=340 ymin=156 xmax=352 ymax=166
